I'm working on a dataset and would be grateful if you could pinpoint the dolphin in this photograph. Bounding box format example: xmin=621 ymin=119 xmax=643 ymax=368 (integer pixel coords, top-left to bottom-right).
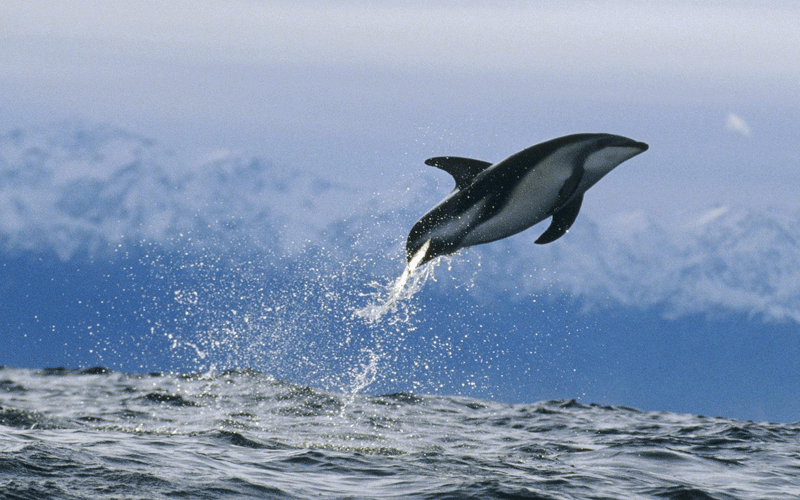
xmin=406 ymin=133 xmax=648 ymax=266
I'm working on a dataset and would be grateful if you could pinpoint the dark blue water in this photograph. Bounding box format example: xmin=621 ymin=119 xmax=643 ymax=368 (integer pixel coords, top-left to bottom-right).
xmin=2 ymin=367 xmax=798 ymax=499
xmin=5 ymin=249 xmax=800 ymax=423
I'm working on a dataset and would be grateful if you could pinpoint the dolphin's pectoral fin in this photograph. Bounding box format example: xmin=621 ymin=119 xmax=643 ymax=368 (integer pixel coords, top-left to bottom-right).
xmin=535 ymin=194 xmax=584 ymax=244
xmin=425 ymin=157 xmax=493 ymax=191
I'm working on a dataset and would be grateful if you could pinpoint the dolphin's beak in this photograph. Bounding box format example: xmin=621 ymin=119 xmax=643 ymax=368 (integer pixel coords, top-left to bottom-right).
xmin=407 ymin=239 xmax=432 ymax=270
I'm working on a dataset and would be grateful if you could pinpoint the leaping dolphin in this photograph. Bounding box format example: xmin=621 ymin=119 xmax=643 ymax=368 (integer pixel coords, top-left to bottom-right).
xmin=406 ymin=133 xmax=648 ymax=266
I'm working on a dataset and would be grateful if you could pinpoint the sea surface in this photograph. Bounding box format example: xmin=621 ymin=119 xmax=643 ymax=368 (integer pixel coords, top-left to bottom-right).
xmin=1 ymin=367 xmax=798 ymax=500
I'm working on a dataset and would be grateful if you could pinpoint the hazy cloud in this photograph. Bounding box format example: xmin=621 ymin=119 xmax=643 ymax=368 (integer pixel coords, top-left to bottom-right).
xmin=2 ymin=1 xmax=799 ymax=76
xmin=725 ymin=112 xmax=752 ymax=137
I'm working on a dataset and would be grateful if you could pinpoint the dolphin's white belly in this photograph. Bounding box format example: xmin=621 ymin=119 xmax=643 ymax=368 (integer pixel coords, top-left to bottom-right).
xmin=459 ymin=154 xmax=575 ymax=247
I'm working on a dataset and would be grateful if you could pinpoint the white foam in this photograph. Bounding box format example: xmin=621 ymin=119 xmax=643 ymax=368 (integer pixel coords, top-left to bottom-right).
xmin=353 ymin=240 xmax=436 ymax=324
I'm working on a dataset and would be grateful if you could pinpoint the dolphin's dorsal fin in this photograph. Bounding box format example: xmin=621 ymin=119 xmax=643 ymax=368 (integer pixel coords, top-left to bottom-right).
xmin=425 ymin=157 xmax=493 ymax=190
xmin=535 ymin=194 xmax=584 ymax=244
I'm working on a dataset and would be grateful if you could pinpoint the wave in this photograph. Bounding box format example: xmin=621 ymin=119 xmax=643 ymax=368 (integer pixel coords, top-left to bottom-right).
xmin=1 ymin=367 xmax=798 ymax=499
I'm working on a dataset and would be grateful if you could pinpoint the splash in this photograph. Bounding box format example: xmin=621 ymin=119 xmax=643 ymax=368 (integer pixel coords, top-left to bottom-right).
xmin=353 ymin=240 xmax=437 ymax=323
xmin=126 ymin=232 xmax=463 ymax=402
xmin=348 ymin=348 xmax=380 ymax=395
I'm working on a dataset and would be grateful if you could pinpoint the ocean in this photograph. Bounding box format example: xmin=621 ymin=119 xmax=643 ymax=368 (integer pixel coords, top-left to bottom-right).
xmin=2 ymin=366 xmax=798 ymax=500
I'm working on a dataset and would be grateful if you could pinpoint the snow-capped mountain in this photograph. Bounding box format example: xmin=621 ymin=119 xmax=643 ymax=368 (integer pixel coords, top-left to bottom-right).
xmin=0 ymin=122 xmax=362 ymax=259
xmin=2 ymin=123 xmax=799 ymax=323
xmin=460 ymin=205 xmax=800 ymax=323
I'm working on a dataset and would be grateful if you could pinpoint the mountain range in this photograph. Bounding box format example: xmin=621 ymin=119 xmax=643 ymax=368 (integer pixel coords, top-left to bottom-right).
xmin=2 ymin=122 xmax=799 ymax=325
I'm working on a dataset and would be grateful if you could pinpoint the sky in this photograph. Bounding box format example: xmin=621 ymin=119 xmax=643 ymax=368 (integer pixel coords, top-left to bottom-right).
xmin=2 ymin=0 xmax=799 ymax=224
